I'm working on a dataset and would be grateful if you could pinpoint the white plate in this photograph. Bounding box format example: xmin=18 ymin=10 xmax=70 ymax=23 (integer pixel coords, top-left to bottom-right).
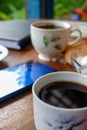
xmin=0 ymin=45 xmax=8 ymax=61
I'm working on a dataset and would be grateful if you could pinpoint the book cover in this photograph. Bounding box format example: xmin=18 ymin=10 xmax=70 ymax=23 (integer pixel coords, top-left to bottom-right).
xmin=0 ymin=19 xmax=34 ymax=50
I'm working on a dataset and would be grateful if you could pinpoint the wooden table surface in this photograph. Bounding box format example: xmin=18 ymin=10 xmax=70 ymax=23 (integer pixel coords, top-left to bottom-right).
xmin=0 ymin=44 xmax=75 ymax=130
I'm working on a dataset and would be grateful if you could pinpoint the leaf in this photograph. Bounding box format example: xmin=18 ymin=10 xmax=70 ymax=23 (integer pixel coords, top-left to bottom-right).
xmin=54 ymin=45 xmax=61 ymax=50
xmin=51 ymin=38 xmax=57 ymax=42
xmin=43 ymin=36 xmax=49 ymax=47
xmin=0 ymin=12 xmax=10 ymax=20
xmin=0 ymin=51 xmax=2 ymax=54
xmin=72 ymin=119 xmax=87 ymax=127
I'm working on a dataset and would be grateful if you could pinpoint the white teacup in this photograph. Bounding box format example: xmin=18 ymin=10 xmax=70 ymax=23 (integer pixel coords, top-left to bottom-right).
xmin=30 ymin=20 xmax=82 ymax=62
xmin=32 ymin=71 xmax=87 ymax=130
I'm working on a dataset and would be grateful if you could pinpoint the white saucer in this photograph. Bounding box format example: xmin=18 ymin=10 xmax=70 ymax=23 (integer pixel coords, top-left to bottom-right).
xmin=0 ymin=45 xmax=8 ymax=61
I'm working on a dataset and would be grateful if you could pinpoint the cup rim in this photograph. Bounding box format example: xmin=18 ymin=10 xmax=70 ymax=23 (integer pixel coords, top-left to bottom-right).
xmin=32 ymin=71 xmax=87 ymax=111
xmin=31 ymin=20 xmax=71 ymax=31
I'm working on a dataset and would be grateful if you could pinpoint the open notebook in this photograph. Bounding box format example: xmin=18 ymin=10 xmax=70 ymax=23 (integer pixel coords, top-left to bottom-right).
xmin=61 ymin=20 xmax=87 ymax=39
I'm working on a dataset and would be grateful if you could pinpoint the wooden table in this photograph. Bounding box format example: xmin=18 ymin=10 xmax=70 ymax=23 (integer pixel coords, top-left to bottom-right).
xmin=0 ymin=44 xmax=75 ymax=130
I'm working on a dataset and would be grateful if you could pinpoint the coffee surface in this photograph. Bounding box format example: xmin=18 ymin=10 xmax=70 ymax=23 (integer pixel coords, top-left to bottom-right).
xmin=38 ymin=81 xmax=87 ymax=108
xmin=36 ymin=24 xmax=64 ymax=29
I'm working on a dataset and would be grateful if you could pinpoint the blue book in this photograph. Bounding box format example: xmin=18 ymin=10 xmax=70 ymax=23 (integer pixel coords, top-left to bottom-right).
xmin=0 ymin=19 xmax=34 ymax=50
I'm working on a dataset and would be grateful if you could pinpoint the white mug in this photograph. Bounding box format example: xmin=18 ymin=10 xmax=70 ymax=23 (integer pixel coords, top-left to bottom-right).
xmin=32 ymin=71 xmax=87 ymax=130
xmin=30 ymin=20 xmax=82 ymax=62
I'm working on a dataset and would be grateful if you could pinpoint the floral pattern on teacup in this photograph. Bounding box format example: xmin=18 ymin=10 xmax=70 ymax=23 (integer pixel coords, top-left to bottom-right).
xmin=0 ymin=49 xmax=2 ymax=54
xmin=45 ymin=114 xmax=87 ymax=130
xmin=43 ymin=36 xmax=62 ymax=50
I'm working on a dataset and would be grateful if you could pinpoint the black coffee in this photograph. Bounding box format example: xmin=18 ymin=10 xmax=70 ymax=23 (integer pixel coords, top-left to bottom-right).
xmin=38 ymin=81 xmax=87 ymax=108
xmin=37 ymin=24 xmax=64 ymax=29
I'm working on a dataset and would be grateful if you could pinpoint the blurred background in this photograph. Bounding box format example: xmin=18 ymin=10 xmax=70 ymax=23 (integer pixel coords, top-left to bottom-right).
xmin=0 ymin=0 xmax=26 ymax=20
xmin=0 ymin=0 xmax=86 ymax=21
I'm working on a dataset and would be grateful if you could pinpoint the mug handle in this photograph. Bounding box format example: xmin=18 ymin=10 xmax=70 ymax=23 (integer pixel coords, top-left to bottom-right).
xmin=69 ymin=29 xmax=82 ymax=46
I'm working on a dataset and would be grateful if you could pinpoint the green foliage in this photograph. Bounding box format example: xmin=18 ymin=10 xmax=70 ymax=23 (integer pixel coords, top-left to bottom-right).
xmin=0 ymin=12 xmax=10 ymax=20
xmin=0 ymin=0 xmax=26 ymax=20
xmin=8 ymin=3 xmax=26 ymax=19
xmin=53 ymin=0 xmax=85 ymax=19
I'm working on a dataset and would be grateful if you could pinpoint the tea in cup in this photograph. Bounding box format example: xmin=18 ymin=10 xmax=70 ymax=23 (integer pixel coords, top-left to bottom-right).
xmin=30 ymin=20 xmax=82 ymax=62
xmin=32 ymin=71 xmax=87 ymax=130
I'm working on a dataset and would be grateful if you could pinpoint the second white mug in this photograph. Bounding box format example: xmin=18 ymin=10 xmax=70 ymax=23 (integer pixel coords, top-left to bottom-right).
xmin=30 ymin=20 xmax=82 ymax=62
